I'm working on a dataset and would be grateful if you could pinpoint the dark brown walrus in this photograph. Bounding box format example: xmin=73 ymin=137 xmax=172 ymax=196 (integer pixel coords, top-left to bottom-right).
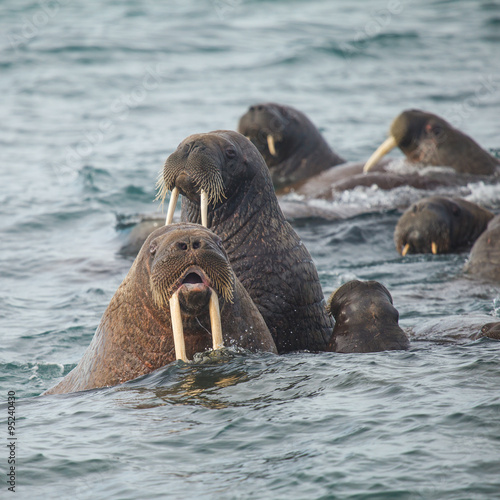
xmin=326 ymin=280 xmax=410 ymax=353
xmin=44 ymin=223 xmax=276 ymax=395
xmin=239 ymin=104 xmax=499 ymax=198
xmin=465 ymin=215 xmax=500 ymax=281
xmin=237 ymin=102 xmax=345 ymax=190
xmin=394 ymin=196 xmax=494 ymax=256
xmin=364 ymin=109 xmax=500 ymax=175
xmin=157 ymin=130 xmax=334 ymax=354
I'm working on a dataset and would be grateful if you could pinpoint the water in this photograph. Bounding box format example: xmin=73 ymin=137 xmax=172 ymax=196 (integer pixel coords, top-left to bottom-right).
xmin=1 ymin=0 xmax=500 ymax=498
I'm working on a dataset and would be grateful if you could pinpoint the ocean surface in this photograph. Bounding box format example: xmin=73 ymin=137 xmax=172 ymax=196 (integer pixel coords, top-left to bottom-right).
xmin=1 ymin=0 xmax=500 ymax=498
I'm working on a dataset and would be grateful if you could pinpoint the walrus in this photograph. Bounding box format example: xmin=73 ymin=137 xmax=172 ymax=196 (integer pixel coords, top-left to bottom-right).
xmin=326 ymin=280 xmax=410 ymax=353
xmin=364 ymin=109 xmax=500 ymax=175
xmin=118 ymin=215 xmax=164 ymax=257
xmin=157 ymin=130 xmax=334 ymax=353
xmin=237 ymin=102 xmax=345 ymax=190
xmin=465 ymin=215 xmax=500 ymax=281
xmin=394 ymin=196 xmax=494 ymax=256
xmin=238 ymin=104 xmax=498 ymax=198
xmin=44 ymin=223 xmax=276 ymax=395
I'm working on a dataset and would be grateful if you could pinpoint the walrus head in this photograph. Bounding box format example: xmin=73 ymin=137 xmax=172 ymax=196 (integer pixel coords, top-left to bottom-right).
xmin=326 ymin=280 xmax=409 ymax=353
xmin=156 ymin=130 xmax=273 ymax=227
xmin=394 ymin=196 xmax=493 ymax=256
xmin=237 ymin=103 xmax=294 ymax=164
xmin=476 ymin=322 xmax=500 ymax=340
xmin=327 ymin=280 xmax=398 ymax=323
xmin=147 ymin=223 xmax=234 ymax=361
xmin=364 ymin=109 xmax=499 ymax=175
xmin=393 ymin=198 xmax=453 ymax=256
xmin=238 ymin=102 xmax=344 ymax=189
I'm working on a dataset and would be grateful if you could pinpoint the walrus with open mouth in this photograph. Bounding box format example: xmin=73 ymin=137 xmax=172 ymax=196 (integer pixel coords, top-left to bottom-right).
xmin=394 ymin=196 xmax=494 ymax=256
xmin=238 ymin=104 xmax=498 ymax=198
xmin=157 ymin=130 xmax=334 ymax=353
xmin=326 ymin=280 xmax=410 ymax=353
xmin=44 ymin=223 xmax=276 ymax=395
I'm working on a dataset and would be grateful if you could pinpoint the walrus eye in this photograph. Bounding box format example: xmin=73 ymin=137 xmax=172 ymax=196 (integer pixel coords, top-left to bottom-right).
xmin=226 ymin=148 xmax=236 ymax=159
xmin=150 ymin=241 xmax=158 ymax=256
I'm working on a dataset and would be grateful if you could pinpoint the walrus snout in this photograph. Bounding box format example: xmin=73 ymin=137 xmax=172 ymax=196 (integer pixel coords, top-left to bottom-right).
xmin=177 ymin=268 xmax=212 ymax=315
xmin=175 ymin=173 xmax=199 ymax=202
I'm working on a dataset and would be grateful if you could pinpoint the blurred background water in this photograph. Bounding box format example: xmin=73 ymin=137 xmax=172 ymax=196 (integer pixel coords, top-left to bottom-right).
xmin=1 ymin=0 xmax=500 ymax=498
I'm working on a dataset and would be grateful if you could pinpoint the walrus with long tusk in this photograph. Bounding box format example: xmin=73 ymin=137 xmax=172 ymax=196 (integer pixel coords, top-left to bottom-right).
xmin=157 ymin=130 xmax=334 ymax=354
xmin=363 ymin=109 xmax=500 ymax=174
xmin=394 ymin=196 xmax=494 ymax=256
xmin=237 ymin=102 xmax=345 ymax=190
xmin=44 ymin=223 xmax=276 ymax=395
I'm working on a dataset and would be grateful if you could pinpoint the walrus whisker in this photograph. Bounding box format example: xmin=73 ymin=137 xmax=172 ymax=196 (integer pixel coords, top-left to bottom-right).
xmin=209 ymin=289 xmax=224 ymax=350
xmin=267 ymin=134 xmax=277 ymax=157
xmin=169 ymin=291 xmax=188 ymax=362
xmin=363 ymin=135 xmax=397 ymax=173
xmin=201 ymin=190 xmax=208 ymax=227
xmin=165 ymin=187 xmax=179 ymax=225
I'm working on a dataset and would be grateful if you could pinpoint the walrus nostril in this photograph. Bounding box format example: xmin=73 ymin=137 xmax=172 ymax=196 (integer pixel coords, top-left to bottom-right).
xmin=182 ymin=272 xmax=203 ymax=284
xmin=192 ymin=240 xmax=200 ymax=249
xmin=177 ymin=242 xmax=188 ymax=251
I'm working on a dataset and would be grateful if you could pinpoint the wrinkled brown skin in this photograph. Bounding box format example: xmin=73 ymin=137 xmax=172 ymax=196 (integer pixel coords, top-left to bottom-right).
xmin=44 ymin=224 xmax=276 ymax=395
xmin=162 ymin=130 xmax=334 ymax=353
xmin=326 ymin=280 xmax=410 ymax=353
xmin=465 ymin=215 xmax=500 ymax=281
xmin=259 ymin=107 xmax=499 ymax=199
xmin=394 ymin=196 xmax=494 ymax=255
xmin=238 ymin=102 xmax=345 ymax=190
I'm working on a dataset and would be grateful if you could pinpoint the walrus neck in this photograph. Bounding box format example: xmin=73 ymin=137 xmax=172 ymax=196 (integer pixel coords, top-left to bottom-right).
xmin=181 ymin=173 xmax=284 ymax=237
xmin=274 ymin=132 xmax=345 ymax=190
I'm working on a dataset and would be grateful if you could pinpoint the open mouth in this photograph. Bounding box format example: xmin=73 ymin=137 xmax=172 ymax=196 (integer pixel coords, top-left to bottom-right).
xmin=182 ymin=272 xmax=204 ymax=285
xmin=177 ymin=268 xmax=210 ymax=293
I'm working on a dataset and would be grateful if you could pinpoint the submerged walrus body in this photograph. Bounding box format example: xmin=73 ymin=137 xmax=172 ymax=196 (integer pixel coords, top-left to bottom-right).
xmin=44 ymin=224 xmax=276 ymax=395
xmin=157 ymin=130 xmax=334 ymax=353
xmin=394 ymin=196 xmax=494 ymax=256
xmin=326 ymin=280 xmax=410 ymax=353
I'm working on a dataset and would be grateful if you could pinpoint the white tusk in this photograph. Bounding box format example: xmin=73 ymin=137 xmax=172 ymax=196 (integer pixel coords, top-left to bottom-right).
xmin=431 ymin=242 xmax=438 ymax=255
xmin=169 ymin=291 xmax=188 ymax=362
xmin=209 ymin=289 xmax=224 ymax=350
xmin=363 ymin=135 xmax=397 ymax=173
xmin=401 ymin=243 xmax=410 ymax=257
xmin=200 ymin=190 xmax=208 ymax=227
xmin=267 ymin=134 xmax=277 ymax=157
xmin=165 ymin=187 xmax=179 ymax=225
